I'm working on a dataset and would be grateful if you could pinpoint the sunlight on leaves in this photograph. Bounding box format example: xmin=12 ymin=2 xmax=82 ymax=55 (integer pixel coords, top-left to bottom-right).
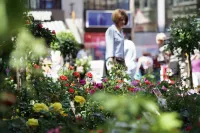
xmin=158 ymin=112 xmax=182 ymax=131
xmin=9 ymin=29 xmax=47 ymax=68
xmin=0 ymin=0 xmax=7 ymax=35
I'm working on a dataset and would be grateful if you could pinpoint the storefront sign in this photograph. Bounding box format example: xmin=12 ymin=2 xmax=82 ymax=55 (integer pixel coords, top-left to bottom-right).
xmin=84 ymin=33 xmax=106 ymax=60
xmin=86 ymin=10 xmax=132 ymax=28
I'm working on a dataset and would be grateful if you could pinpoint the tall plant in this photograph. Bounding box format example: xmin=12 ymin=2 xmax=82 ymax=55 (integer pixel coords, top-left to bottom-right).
xmin=168 ymin=16 xmax=200 ymax=89
xmin=51 ymin=32 xmax=79 ymax=63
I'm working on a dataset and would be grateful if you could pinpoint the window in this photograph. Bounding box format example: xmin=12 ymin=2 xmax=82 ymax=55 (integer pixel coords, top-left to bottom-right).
xmin=107 ymin=0 xmax=117 ymax=9
xmin=26 ymin=0 xmax=61 ymax=9
xmin=144 ymin=0 xmax=148 ymax=7
xmin=118 ymin=0 xmax=129 ymax=10
xmin=95 ymin=0 xmax=101 ymax=9
xmin=84 ymin=0 xmax=130 ymax=10
xmin=135 ymin=0 xmax=140 ymax=9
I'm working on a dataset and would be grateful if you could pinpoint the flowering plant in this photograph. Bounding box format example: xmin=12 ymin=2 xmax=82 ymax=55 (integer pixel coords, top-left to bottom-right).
xmin=75 ymin=57 xmax=92 ymax=79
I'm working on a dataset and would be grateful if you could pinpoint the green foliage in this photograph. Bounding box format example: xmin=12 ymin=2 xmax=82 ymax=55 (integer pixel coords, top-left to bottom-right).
xmin=161 ymin=84 xmax=200 ymax=131
xmin=0 ymin=0 xmax=26 ymax=37
xmin=51 ymin=32 xmax=79 ymax=58
xmin=168 ymin=16 xmax=200 ymax=54
xmin=56 ymin=32 xmax=77 ymax=43
xmin=25 ymin=15 xmax=57 ymax=47
xmin=75 ymin=57 xmax=92 ymax=76
xmin=9 ymin=29 xmax=47 ymax=69
xmin=92 ymin=92 xmax=182 ymax=133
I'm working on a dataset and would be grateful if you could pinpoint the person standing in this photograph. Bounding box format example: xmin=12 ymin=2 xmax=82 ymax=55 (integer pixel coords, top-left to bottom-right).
xmin=135 ymin=52 xmax=153 ymax=77
xmin=76 ymin=44 xmax=90 ymax=59
xmin=156 ymin=33 xmax=170 ymax=82
xmin=105 ymin=9 xmax=128 ymax=72
xmin=191 ymin=49 xmax=200 ymax=88
xmin=124 ymin=37 xmax=137 ymax=81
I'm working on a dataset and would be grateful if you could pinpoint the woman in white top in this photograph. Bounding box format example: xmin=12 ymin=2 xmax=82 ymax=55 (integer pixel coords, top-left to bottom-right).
xmin=105 ymin=9 xmax=128 ymax=71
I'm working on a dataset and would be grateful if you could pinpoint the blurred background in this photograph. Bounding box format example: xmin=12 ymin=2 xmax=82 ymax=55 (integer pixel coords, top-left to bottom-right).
xmin=25 ymin=0 xmax=200 ymax=59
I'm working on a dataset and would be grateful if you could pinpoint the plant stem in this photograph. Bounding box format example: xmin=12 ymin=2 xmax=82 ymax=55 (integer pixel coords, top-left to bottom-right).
xmin=188 ymin=53 xmax=194 ymax=89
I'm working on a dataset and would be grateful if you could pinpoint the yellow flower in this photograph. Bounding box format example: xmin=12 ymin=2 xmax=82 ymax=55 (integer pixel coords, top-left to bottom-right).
xmin=26 ymin=118 xmax=39 ymax=126
xmin=16 ymin=109 xmax=19 ymax=113
xmin=33 ymin=103 xmax=49 ymax=112
xmin=60 ymin=111 xmax=68 ymax=117
xmin=74 ymin=96 xmax=86 ymax=105
xmin=50 ymin=102 xmax=62 ymax=112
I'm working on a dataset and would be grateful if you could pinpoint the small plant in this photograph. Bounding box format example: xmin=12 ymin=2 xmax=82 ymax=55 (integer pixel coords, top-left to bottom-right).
xmin=51 ymin=32 xmax=79 ymax=61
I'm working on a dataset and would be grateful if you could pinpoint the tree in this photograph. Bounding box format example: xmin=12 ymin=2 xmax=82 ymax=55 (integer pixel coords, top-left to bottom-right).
xmin=168 ymin=16 xmax=200 ymax=89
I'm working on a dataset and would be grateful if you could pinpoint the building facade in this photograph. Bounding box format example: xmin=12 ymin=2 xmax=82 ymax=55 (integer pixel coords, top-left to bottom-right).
xmin=25 ymin=0 xmax=200 ymax=58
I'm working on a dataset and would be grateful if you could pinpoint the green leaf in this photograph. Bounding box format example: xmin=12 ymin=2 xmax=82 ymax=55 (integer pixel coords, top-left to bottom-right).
xmin=158 ymin=112 xmax=182 ymax=131
xmin=0 ymin=0 xmax=7 ymax=35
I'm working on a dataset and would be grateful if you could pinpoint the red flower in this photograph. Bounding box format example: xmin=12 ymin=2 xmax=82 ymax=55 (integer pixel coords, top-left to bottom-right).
xmin=128 ymin=88 xmax=134 ymax=92
xmin=65 ymin=83 xmax=69 ymax=87
xmin=185 ymin=126 xmax=192 ymax=131
xmin=76 ymin=116 xmax=82 ymax=121
xmin=73 ymin=72 xmax=80 ymax=78
xmin=170 ymin=81 xmax=175 ymax=85
xmin=33 ymin=64 xmax=40 ymax=69
xmin=86 ymin=72 xmax=93 ymax=78
xmin=38 ymin=24 xmax=43 ymax=28
xmin=52 ymin=30 xmax=56 ymax=34
xmin=68 ymin=88 xmax=75 ymax=93
xmin=144 ymin=80 xmax=151 ymax=85
xmin=68 ymin=65 xmax=74 ymax=70
xmin=60 ymin=75 xmax=67 ymax=81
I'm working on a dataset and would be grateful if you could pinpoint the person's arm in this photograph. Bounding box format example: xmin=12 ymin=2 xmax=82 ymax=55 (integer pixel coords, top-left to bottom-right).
xmin=132 ymin=42 xmax=137 ymax=61
xmin=105 ymin=28 xmax=115 ymax=62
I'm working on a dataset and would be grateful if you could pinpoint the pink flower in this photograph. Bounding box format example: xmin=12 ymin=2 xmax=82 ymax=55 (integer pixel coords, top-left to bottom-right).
xmin=161 ymin=86 xmax=167 ymax=91
xmin=115 ymin=86 xmax=120 ymax=90
xmin=52 ymin=30 xmax=56 ymax=34
xmin=90 ymin=89 xmax=95 ymax=95
xmin=79 ymin=79 xmax=86 ymax=85
xmin=38 ymin=24 xmax=43 ymax=28
xmin=102 ymin=78 xmax=108 ymax=83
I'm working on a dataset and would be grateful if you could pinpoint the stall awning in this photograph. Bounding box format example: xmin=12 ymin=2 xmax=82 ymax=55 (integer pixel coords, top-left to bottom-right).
xmin=42 ymin=21 xmax=69 ymax=33
xmin=28 ymin=11 xmax=52 ymax=21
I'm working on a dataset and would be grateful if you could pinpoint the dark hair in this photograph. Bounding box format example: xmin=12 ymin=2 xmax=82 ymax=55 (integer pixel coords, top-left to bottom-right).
xmin=142 ymin=52 xmax=151 ymax=56
xmin=79 ymin=44 xmax=85 ymax=49
xmin=112 ymin=9 xmax=128 ymax=25
xmin=125 ymin=35 xmax=131 ymax=40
